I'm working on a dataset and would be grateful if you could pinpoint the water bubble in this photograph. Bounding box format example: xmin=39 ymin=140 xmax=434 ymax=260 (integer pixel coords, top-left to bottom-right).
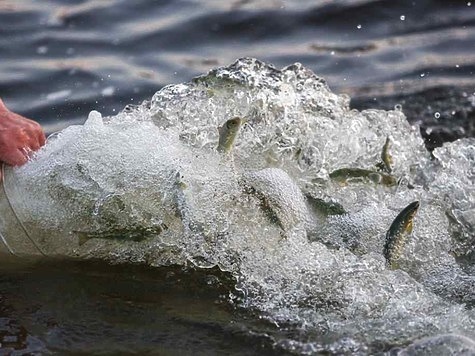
xmin=420 ymin=73 xmax=426 ymax=78
xmin=400 ymin=15 xmax=406 ymax=21
xmin=468 ymin=2 xmax=472 ymax=6
xmin=394 ymin=104 xmax=402 ymax=111
xmin=456 ymin=64 xmax=460 ymax=68
xmin=356 ymin=24 xmax=362 ymax=29
xmin=331 ymin=51 xmax=335 ymax=56
xmin=434 ymin=112 xmax=440 ymax=119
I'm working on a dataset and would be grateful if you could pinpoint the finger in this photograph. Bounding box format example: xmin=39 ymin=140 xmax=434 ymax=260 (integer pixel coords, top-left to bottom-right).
xmin=24 ymin=120 xmax=46 ymax=148
xmin=2 ymin=148 xmax=28 ymax=166
xmin=37 ymin=128 xmax=46 ymax=147
xmin=23 ymin=128 xmax=41 ymax=152
xmin=28 ymin=136 xmax=41 ymax=151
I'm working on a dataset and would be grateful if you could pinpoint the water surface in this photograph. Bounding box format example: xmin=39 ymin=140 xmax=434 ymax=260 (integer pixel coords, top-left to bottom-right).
xmin=0 ymin=1 xmax=474 ymax=355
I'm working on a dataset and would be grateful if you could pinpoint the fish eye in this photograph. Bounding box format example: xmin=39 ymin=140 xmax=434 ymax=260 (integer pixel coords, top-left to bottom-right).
xmin=227 ymin=120 xmax=238 ymax=128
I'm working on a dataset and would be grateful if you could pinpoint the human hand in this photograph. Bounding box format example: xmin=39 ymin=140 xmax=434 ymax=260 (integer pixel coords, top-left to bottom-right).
xmin=0 ymin=98 xmax=46 ymax=166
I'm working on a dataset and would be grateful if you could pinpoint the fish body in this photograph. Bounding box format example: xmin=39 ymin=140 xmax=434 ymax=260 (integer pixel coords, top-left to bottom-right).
xmin=384 ymin=201 xmax=420 ymax=269
xmin=172 ymin=171 xmax=207 ymax=237
xmin=217 ymin=117 xmax=244 ymax=154
xmin=305 ymin=193 xmax=346 ymax=217
xmin=240 ymin=168 xmax=309 ymax=234
xmin=329 ymin=168 xmax=397 ymax=187
xmin=376 ymin=136 xmax=393 ymax=173
xmin=76 ymin=224 xmax=166 ymax=245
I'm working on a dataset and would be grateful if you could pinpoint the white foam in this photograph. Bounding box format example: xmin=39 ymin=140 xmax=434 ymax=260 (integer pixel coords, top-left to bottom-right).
xmin=5 ymin=58 xmax=474 ymax=351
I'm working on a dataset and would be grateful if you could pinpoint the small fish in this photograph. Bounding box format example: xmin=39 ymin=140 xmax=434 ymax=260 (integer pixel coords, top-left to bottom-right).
xmin=329 ymin=168 xmax=397 ymax=187
xmin=173 ymin=171 xmax=190 ymax=220
xmin=376 ymin=136 xmax=393 ymax=173
xmin=76 ymin=224 xmax=166 ymax=246
xmin=305 ymin=194 xmax=346 ymax=217
xmin=240 ymin=168 xmax=309 ymax=237
xmin=217 ymin=117 xmax=244 ymax=154
xmin=384 ymin=201 xmax=420 ymax=269
xmin=172 ymin=171 xmax=206 ymax=236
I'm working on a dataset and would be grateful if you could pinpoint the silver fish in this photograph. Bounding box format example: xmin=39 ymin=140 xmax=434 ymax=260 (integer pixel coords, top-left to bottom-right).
xmin=329 ymin=167 xmax=397 ymax=187
xmin=376 ymin=136 xmax=393 ymax=173
xmin=217 ymin=117 xmax=244 ymax=154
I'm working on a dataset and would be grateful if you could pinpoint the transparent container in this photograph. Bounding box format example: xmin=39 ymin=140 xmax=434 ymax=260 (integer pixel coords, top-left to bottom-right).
xmin=0 ymin=163 xmax=83 ymax=259
xmin=0 ymin=164 xmax=46 ymax=257
xmin=0 ymin=162 xmax=184 ymax=264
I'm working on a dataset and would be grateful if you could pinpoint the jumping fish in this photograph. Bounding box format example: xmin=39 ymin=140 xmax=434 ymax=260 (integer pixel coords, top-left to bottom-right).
xmin=329 ymin=168 xmax=397 ymax=187
xmin=376 ymin=136 xmax=393 ymax=173
xmin=384 ymin=201 xmax=420 ymax=269
xmin=217 ymin=117 xmax=244 ymax=154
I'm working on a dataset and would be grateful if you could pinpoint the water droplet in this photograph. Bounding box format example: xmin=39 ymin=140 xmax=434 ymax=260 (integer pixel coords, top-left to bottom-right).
xmin=330 ymin=51 xmax=335 ymax=55
xmin=420 ymin=73 xmax=425 ymax=77
xmin=456 ymin=64 xmax=460 ymax=68
xmin=434 ymin=112 xmax=440 ymax=119
xmin=101 ymin=86 xmax=115 ymax=97
xmin=468 ymin=2 xmax=472 ymax=6
xmin=356 ymin=24 xmax=362 ymax=29
xmin=37 ymin=46 xmax=48 ymax=54
xmin=400 ymin=15 xmax=405 ymax=21
xmin=394 ymin=104 xmax=402 ymax=111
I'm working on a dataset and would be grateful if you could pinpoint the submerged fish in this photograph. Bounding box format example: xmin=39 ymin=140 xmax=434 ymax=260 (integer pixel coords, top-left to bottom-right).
xmin=384 ymin=201 xmax=420 ymax=269
xmin=240 ymin=168 xmax=309 ymax=235
xmin=76 ymin=224 xmax=166 ymax=246
xmin=172 ymin=171 xmax=208 ymax=238
xmin=329 ymin=167 xmax=397 ymax=187
xmin=305 ymin=193 xmax=346 ymax=217
xmin=217 ymin=117 xmax=244 ymax=154
xmin=376 ymin=136 xmax=393 ymax=173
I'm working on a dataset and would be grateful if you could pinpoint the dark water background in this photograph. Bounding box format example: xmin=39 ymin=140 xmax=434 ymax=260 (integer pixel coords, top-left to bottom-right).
xmin=0 ymin=0 xmax=474 ymax=354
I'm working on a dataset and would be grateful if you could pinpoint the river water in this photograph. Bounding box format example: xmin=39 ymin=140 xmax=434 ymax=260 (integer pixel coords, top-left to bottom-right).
xmin=0 ymin=1 xmax=474 ymax=355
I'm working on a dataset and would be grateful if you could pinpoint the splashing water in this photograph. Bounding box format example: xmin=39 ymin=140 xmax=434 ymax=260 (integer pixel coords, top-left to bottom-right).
xmin=3 ymin=58 xmax=474 ymax=353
